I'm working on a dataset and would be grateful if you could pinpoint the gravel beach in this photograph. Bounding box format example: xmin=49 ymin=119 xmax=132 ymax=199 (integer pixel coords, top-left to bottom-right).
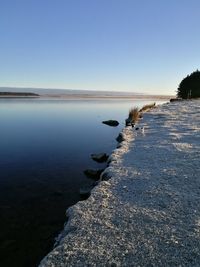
xmin=39 ymin=99 xmax=200 ymax=267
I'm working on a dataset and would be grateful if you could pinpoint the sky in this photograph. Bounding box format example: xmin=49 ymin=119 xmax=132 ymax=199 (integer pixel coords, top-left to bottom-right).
xmin=0 ymin=0 xmax=200 ymax=95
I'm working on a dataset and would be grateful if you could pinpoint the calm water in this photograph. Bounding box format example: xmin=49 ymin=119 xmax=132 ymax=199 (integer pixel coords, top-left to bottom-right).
xmin=0 ymin=98 xmax=166 ymax=267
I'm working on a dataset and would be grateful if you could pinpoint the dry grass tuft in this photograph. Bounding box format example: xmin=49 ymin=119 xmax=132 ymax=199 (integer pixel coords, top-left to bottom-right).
xmin=128 ymin=107 xmax=140 ymax=123
xmin=139 ymin=102 xmax=156 ymax=112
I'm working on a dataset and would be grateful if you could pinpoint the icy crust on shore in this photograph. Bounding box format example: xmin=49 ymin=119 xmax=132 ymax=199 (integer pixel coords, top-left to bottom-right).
xmin=39 ymin=100 xmax=200 ymax=267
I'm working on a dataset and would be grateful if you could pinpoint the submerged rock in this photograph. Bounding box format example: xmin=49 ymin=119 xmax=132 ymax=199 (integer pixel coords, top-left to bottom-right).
xmin=80 ymin=180 xmax=98 ymax=198
xmin=79 ymin=187 xmax=91 ymax=198
xmin=91 ymin=153 xmax=109 ymax=163
xmin=79 ymin=185 xmax=94 ymax=198
xmin=84 ymin=169 xmax=104 ymax=180
xmin=102 ymin=120 xmax=119 ymax=127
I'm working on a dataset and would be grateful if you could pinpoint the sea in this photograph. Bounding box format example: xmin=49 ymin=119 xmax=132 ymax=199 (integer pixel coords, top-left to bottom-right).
xmin=0 ymin=97 xmax=167 ymax=267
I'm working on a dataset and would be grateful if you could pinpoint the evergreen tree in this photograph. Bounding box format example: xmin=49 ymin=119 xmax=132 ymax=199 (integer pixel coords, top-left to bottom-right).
xmin=177 ymin=70 xmax=200 ymax=99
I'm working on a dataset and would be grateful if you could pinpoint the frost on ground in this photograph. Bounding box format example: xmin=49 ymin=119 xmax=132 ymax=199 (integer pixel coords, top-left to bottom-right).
xmin=39 ymin=100 xmax=200 ymax=267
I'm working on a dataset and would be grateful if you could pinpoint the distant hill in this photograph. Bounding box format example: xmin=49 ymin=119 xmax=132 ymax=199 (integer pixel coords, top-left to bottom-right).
xmin=0 ymin=87 xmax=144 ymax=96
xmin=0 ymin=92 xmax=39 ymax=97
xmin=0 ymin=87 xmax=172 ymax=99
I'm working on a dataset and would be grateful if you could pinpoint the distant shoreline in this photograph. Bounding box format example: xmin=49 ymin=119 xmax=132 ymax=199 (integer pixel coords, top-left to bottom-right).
xmin=41 ymin=94 xmax=172 ymax=100
xmin=0 ymin=93 xmax=172 ymax=100
xmin=0 ymin=87 xmax=174 ymax=100
xmin=0 ymin=92 xmax=40 ymax=98
xmin=0 ymin=96 xmax=40 ymax=98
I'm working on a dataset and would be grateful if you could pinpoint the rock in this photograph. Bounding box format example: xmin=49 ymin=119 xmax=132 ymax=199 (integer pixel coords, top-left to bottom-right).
xmin=107 ymin=157 xmax=112 ymax=164
xmin=91 ymin=153 xmax=109 ymax=163
xmin=125 ymin=118 xmax=131 ymax=126
xmin=101 ymin=172 xmax=112 ymax=181
xmin=79 ymin=181 xmax=98 ymax=198
xmin=117 ymin=143 xmax=122 ymax=149
xmin=116 ymin=133 xmax=125 ymax=143
xmin=84 ymin=169 xmax=104 ymax=180
xmin=79 ymin=185 xmax=93 ymax=198
xmin=102 ymin=120 xmax=119 ymax=127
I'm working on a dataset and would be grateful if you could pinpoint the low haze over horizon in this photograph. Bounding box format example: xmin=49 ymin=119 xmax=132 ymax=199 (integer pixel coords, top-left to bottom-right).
xmin=0 ymin=0 xmax=199 ymax=95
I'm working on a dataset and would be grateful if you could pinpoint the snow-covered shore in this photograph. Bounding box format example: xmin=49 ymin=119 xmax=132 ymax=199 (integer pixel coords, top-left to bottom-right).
xmin=39 ymin=100 xmax=200 ymax=267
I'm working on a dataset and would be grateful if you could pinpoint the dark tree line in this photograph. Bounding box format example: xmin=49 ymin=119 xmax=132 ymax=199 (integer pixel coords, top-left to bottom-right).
xmin=177 ymin=70 xmax=200 ymax=99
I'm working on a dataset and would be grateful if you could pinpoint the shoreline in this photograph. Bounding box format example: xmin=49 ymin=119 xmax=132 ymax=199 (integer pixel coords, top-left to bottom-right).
xmin=39 ymin=94 xmax=172 ymax=100
xmin=39 ymin=99 xmax=200 ymax=266
xmin=39 ymin=121 xmax=135 ymax=267
xmin=0 ymin=96 xmax=40 ymax=99
xmin=0 ymin=94 xmax=172 ymax=101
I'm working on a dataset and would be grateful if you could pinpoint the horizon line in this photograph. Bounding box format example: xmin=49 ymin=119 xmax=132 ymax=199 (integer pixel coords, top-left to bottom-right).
xmin=0 ymin=86 xmax=174 ymax=96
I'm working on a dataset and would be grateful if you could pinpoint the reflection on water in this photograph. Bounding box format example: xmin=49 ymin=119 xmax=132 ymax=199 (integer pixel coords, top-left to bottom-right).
xmin=0 ymin=99 xmax=167 ymax=267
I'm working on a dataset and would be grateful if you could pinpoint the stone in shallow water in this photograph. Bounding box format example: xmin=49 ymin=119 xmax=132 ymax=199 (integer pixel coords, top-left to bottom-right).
xmin=116 ymin=133 xmax=125 ymax=143
xmin=102 ymin=120 xmax=119 ymax=127
xmin=79 ymin=181 xmax=98 ymax=198
xmin=91 ymin=153 xmax=109 ymax=163
xmin=125 ymin=118 xmax=132 ymax=126
xmin=84 ymin=169 xmax=104 ymax=180
xmin=79 ymin=186 xmax=93 ymax=197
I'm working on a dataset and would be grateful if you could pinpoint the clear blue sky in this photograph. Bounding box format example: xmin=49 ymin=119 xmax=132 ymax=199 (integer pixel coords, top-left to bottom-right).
xmin=0 ymin=0 xmax=200 ymax=94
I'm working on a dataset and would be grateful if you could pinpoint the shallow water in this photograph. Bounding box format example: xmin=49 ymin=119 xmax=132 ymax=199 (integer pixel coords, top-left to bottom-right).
xmin=0 ymin=98 xmax=166 ymax=267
